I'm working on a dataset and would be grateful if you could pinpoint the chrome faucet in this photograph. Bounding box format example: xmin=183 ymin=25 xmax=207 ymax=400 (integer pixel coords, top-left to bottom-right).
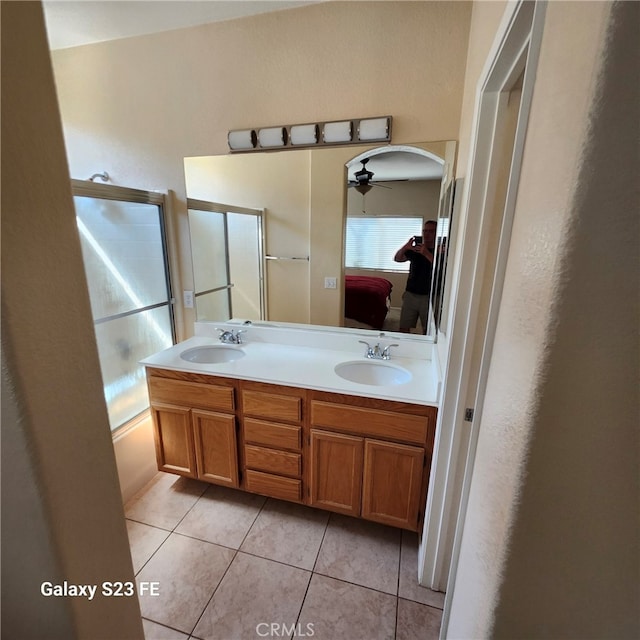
xmin=358 ymin=340 xmax=399 ymax=360
xmin=216 ymin=328 xmax=246 ymax=345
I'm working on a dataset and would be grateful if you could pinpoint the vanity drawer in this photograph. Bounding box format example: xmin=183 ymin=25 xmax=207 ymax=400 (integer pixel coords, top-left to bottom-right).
xmin=245 ymin=470 xmax=302 ymax=502
xmin=310 ymin=401 xmax=428 ymax=445
xmin=242 ymin=390 xmax=302 ymax=424
xmin=244 ymin=418 xmax=302 ymax=451
xmin=245 ymin=445 xmax=301 ymax=478
xmin=149 ymin=376 xmax=235 ymax=412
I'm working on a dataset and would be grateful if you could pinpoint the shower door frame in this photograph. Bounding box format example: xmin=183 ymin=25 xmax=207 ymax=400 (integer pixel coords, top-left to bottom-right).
xmin=187 ymin=198 xmax=267 ymax=322
xmin=71 ymin=179 xmax=177 ymax=433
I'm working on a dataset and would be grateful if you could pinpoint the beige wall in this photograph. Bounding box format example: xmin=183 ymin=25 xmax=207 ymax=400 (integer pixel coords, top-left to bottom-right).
xmin=447 ymin=1 xmax=639 ymax=637
xmin=347 ymin=179 xmax=442 ymax=219
xmin=49 ymin=1 xmax=472 ymax=504
xmin=1 ymin=3 xmax=143 ymax=638
xmin=44 ymin=1 xmax=470 ymax=512
xmin=50 ymin=0 xmax=472 ymax=336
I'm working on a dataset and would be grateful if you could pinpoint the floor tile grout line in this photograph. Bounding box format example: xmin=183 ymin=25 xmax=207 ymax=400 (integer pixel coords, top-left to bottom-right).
xmin=395 ymin=531 xmax=404 ymax=640
xmin=132 ymin=529 xmax=171 ymax=578
xmin=310 ymin=511 xmax=333 ymax=574
xmin=187 ymin=545 xmax=241 ymax=638
xmin=293 ymin=566 xmax=315 ymax=633
xmin=397 ymin=595 xmax=445 ymax=613
xmin=232 ymin=548 xmax=316 ymax=573
xmin=236 ymin=494 xmax=269 ymax=551
xmin=394 ymin=596 xmax=399 ymax=640
xmin=125 ymin=517 xmax=175 ymax=579
xmin=170 ymin=482 xmax=211 ymax=534
xmin=185 ymin=494 xmax=267 ymax=638
xmin=125 ymin=516 xmax=174 ymax=534
xmin=141 ymin=616 xmax=191 ymax=638
xmin=158 ymin=529 xmax=242 ymax=553
xmin=311 ymin=569 xmax=400 ymax=599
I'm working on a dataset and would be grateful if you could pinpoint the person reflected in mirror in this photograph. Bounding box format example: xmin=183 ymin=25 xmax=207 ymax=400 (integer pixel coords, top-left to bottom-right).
xmin=394 ymin=220 xmax=437 ymax=334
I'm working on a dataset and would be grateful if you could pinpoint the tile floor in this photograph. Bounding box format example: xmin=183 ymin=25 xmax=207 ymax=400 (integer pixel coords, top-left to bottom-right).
xmin=125 ymin=472 xmax=445 ymax=640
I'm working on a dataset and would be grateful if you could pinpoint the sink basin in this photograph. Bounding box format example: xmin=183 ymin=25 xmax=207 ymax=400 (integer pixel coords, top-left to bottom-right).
xmin=180 ymin=345 xmax=246 ymax=364
xmin=334 ymin=361 xmax=412 ymax=386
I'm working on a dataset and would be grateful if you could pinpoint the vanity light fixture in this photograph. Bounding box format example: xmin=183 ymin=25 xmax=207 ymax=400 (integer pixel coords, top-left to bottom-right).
xmin=322 ymin=120 xmax=353 ymax=144
xmin=227 ymin=116 xmax=392 ymax=153
xmin=228 ymin=129 xmax=257 ymax=151
xmin=357 ymin=117 xmax=390 ymax=142
xmin=258 ymin=126 xmax=287 ymax=148
xmin=290 ymin=123 xmax=319 ymax=146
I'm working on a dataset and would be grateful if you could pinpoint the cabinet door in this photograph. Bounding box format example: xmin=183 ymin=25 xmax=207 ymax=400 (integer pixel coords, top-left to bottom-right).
xmin=192 ymin=410 xmax=239 ymax=487
xmin=362 ymin=439 xmax=424 ymax=531
xmin=309 ymin=430 xmax=363 ymax=517
xmin=151 ymin=403 xmax=196 ymax=478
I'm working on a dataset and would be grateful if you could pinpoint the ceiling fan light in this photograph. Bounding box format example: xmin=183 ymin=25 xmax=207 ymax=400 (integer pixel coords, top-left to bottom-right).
xmin=228 ymin=129 xmax=257 ymax=150
xmin=258 ymin=126 xmax=287 ymax=148
xmin=290 ymin=124 xmax=318 ymax=146
xmin=323 ymin=121 xmax=353 ymax=144
xmin=358 ymin=117 xmax=390 ymax=141
xmin=355 ymin=183 xmax=373 ymax=195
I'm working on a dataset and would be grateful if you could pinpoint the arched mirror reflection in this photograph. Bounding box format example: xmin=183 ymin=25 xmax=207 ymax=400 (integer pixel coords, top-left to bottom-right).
xmin=344 ymin=146 xmax=445 ymax=337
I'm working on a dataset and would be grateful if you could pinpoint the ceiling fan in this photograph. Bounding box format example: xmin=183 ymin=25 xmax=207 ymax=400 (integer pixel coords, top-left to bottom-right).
xmin=348 ymin=158 xmax=392 ymax=195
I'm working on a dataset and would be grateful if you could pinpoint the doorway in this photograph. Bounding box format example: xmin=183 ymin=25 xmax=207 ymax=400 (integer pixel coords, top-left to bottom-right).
xmin=418 ymin=0 xmax=548 ymax=629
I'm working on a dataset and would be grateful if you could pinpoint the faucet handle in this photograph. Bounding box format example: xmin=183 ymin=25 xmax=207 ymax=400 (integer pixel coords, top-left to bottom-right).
xmin=358 ymin=340 xmax=374 ymax=358
xmin=215 ymin=327 xmax=235 ymax=343
xmin=381 ymin=343 xmax=399 ymax=359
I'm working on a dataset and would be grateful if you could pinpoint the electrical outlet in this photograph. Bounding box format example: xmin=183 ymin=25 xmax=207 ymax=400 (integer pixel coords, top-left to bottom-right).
xmin=324 ymin=277 xmax=337 ymax=289
xmin=183 ymin=290 xmax=194 ymax=308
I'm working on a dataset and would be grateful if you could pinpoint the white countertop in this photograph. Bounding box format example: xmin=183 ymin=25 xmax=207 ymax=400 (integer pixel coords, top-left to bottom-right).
xmin=140 ymin=325 xmax=440 ymax=407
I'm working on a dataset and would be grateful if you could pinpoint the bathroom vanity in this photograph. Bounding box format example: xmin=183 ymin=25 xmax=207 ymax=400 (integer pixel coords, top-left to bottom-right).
xmin=141 ymin=322 xmax=440 ymax=532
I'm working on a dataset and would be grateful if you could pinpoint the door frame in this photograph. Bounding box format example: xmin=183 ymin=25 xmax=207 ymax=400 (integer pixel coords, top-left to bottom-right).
xmin=418 ymin=0 xmax=548 ymax=615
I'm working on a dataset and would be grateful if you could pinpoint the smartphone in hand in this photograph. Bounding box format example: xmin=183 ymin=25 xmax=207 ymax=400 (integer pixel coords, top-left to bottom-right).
xmin=414 ymin=235 xmax=423 ymax=246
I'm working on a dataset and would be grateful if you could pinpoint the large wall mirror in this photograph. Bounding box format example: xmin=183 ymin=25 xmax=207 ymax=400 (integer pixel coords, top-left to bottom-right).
xmin=183 ymin=140 xmax=456 ymax=341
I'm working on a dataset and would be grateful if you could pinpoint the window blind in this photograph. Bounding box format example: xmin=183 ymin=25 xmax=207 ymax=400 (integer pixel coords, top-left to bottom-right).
xmin=345 ymin=216 xmax=424 ymax=271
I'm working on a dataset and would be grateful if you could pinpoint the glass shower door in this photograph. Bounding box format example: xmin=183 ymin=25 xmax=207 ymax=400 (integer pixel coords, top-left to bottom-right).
xmin=73 ymin=182 xmax=175 ymax=432
xmin=227 ymin=211 xmax=264 ymax=319
xmin=188 ymin=199 xmax=265 ymax=322
xmin=189 ymin=208 xmax=231 ymax=320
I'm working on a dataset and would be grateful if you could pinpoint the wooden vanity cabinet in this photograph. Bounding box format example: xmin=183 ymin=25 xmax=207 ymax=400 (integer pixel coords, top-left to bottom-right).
xmin=361 ymin=439 xmax=425 ymax=529
xmin=146 ymin=369 xmax=239 ymax=487
xmin=309 ymin=430 xmax=363 ymax=516
xmin=192 ymin=410 xmax=238 ymax=487
xmin=145 ymin=368 xmax=437 ymax=532
xmin=150 ymin=403 xmax=197 ymax=478
xmin=240 ymin=381 xmax=304 ymax=503
xmin=308 ymin=392 xmax=436 ymax=531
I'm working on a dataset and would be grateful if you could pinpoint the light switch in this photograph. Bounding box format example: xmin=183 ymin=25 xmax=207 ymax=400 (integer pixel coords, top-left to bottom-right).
xmin=324 ymin=277 xmax=337 ymax=289
xmin=183 ymin=290 xmax=194 ymax=308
